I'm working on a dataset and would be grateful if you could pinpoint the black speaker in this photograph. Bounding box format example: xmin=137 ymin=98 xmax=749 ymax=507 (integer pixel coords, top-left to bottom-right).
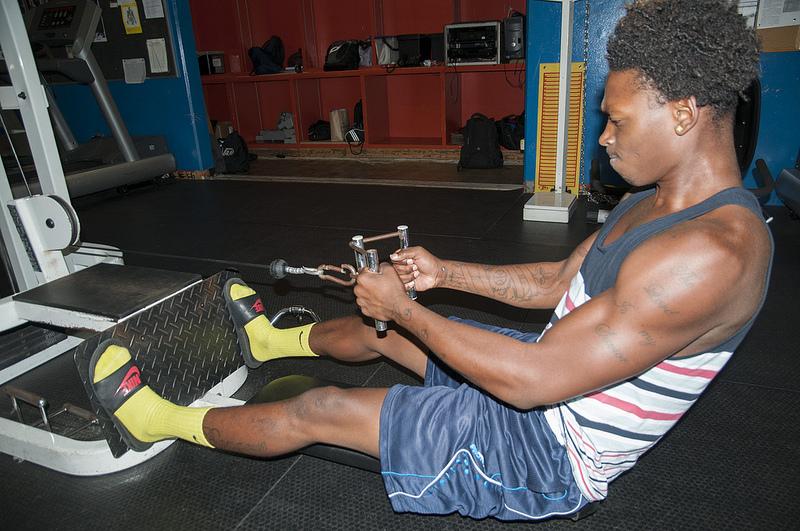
xmin=504 ymin=14 xmax=525 ymax=60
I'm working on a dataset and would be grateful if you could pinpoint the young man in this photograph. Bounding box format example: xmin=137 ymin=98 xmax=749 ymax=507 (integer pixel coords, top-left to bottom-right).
xmin=88 ymin=0 xmax=771 ymax=521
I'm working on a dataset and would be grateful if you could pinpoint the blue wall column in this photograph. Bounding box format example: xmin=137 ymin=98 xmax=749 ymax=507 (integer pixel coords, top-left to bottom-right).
xmin=51 ymin=0 xmax=213 ymax=172
xmin=524 ymin=0 xmax=800 ymax=206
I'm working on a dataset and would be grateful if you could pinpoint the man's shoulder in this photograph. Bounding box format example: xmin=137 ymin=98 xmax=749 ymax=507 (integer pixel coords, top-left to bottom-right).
xmin=634 ymin=202 xmax=770 ymax=287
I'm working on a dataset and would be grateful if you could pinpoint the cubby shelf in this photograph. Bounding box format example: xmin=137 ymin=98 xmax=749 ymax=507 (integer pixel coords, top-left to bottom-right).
xmin=190 ymin=0 xmax=526 ymax=150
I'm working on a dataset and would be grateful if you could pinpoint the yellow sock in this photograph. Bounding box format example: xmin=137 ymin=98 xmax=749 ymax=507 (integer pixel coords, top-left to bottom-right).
xmin=230 ymin=284 xmax=318 ymax=362
xmin=93 ymin=344 xmax=214 ymax=448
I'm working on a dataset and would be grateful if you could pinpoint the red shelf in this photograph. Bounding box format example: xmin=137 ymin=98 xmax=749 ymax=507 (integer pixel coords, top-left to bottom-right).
xmin=191 ymin=0 xmax=526 ymax=151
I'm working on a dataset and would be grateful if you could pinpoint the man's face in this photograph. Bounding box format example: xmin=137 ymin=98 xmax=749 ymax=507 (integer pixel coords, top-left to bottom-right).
xmin=599 ymin=70 xmax=679 ymax=186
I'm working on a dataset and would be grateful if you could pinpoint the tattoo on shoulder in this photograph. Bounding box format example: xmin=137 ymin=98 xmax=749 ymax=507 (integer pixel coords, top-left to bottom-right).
xmin=643 ymin=283 xmax=679 ymax=315
xmin=595 ymin=324 xmax=627 ymax=362
xmin=671 ymin=264 xmax=701 ymax=289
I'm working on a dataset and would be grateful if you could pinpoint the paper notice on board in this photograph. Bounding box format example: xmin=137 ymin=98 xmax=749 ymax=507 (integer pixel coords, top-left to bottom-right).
xmin=120 ymin=0 xmax=143 ymax=34
xmin=94 ymin=16 xmax=108 ymax=42
xmin=147 ymin=38 xmax=168 ymax=73
xmin=737 ymin=1 xmax=759 ymax=28
xmin=143 ymin=0 xmax=165 ymax=19
xmin=757 ymin=0 xmax=800 ymax=28
xmin=123 ymin=58 xmax=146 ymax=83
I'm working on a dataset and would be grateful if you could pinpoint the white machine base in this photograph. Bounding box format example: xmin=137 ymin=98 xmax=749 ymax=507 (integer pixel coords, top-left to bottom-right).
xmin=523 ymin=192 xmax=577 ymax=223
xmin=0 ymin=365 xmax=248 ymax=476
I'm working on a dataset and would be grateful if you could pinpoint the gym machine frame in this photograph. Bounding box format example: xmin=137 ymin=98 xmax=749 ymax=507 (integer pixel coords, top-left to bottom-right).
xmin=0 ymin=0 xmax=245 ymax=475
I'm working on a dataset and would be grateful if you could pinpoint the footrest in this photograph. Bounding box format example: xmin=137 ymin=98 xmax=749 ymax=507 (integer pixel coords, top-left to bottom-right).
xmin=248 ymin=375 xmax=381 ymax=473
xmin=73 ymin=269 xmax=244 ymax=457
xmin=14 ymin=263 xmax=200 ymax=319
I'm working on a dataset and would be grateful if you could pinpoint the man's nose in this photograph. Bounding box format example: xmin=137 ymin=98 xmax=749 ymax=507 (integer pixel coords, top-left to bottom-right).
xmin=599 ymin=122 xmax=614 ymax=147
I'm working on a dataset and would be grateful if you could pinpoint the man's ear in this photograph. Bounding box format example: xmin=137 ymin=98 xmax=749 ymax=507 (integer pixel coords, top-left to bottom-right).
xmin=672 ymin=96 xmax=698 ymax=136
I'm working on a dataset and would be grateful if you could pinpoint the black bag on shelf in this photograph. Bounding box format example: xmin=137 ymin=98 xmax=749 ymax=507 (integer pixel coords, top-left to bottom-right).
xmin=496 ymin=112 xmax=524 ymax=150
xmin=458 ymin=113 xmax=503 ymax=170
xmin=218 ymin=131 xmax=251 ymax=173
xmin=323 ymin=40 xmax=361 ymax=71
xmin=308 ymin=120 xmax=331 ymax=141
xmin=249 ymin=35 xmax=285 ymax=75
xmin=353 ymin=100 xmax=364 ymax=134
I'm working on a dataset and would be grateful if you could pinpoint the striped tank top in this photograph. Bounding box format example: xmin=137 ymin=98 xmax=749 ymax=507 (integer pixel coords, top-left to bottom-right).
xmin=541 ymin=187 xmax=774 ymax=501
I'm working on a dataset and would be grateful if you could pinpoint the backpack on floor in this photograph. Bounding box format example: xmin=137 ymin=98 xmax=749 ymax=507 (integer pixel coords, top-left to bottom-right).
xmin=218 ymin=131 xmax=251 ymax=173
xmin=458 ymin=113 xmax=503 ymax=170
xmin=496 ymin=112 xmax=524 ymax=150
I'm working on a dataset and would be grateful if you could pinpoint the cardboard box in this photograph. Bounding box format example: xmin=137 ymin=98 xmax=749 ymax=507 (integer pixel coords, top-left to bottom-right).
xmin=329 ymin=108 xmax=349 ymax=142
xmin=758 ymin=25 xmax=800 ymax=52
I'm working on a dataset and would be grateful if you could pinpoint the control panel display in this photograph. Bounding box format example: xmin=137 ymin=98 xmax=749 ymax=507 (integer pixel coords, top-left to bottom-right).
xmin=38 ymin=5 xmax=77 ymax=30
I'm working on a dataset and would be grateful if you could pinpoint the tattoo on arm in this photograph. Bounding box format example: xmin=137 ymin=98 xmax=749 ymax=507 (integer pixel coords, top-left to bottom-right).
xmin=444 ymin=262 xmax=555 ymax=304
xmin=643 ymin=283 xmax=679 ymax=315
xmin=595 ymin=324 xmax=627 ymax=362
xmin=616 ymin=300 xmax=635 ymax=314
xmin=638 ymin=330 xmax=656 ymax=346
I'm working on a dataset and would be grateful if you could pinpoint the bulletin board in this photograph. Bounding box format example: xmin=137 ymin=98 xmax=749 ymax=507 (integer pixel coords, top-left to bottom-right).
xmin=90 ymin=0 xmax=177 ymax=80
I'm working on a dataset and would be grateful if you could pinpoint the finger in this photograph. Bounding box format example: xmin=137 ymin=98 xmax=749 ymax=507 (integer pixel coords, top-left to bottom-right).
xmin=390 ymin=253 xmax=414 ymax=265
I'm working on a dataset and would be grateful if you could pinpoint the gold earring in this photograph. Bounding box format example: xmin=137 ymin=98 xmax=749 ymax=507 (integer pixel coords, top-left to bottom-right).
xmin=675 ymin=125 xmax=684 ymax=134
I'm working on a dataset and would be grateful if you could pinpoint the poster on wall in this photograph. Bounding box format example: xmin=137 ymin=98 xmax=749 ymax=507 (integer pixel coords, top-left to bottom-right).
xmin=120 ymin=0 xmax=143 ymax=35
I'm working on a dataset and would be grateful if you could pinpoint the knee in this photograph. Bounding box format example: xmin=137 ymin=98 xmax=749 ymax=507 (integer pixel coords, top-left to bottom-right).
xmin=289 ymin=385 xmax=350 ymax=425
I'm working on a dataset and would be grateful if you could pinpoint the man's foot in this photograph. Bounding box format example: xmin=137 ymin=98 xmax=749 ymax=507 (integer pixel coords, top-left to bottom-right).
xmin=90 ymin=339 xmax=158 ymax=451
xmin=223 ymin=278 xmax=317 ymax=369
xmin=89 ymin=339 xmax=213 ymax=451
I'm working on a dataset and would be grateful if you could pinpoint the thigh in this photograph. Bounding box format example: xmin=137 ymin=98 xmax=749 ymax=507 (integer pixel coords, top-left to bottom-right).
xmin=303 ymin=386 xmax=388 ymax=457
xmin=378 ymin=383 xmax=586 ymax=521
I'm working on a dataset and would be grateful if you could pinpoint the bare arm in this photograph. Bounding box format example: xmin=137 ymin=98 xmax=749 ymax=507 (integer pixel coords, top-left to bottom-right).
xmin=359 ymin=219 xmax=766 ymax=409
xmin=391 ymin=231 xmax=598 ymax=309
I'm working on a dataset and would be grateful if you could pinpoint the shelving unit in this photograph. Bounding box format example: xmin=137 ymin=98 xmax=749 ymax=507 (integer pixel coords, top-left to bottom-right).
xmin=190 ymin=0 xmax=526 ymax=151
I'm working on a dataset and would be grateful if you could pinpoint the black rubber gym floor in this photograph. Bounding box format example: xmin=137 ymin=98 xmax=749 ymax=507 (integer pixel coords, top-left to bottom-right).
xmin=2 ymin=180 xmax=798 ymax=530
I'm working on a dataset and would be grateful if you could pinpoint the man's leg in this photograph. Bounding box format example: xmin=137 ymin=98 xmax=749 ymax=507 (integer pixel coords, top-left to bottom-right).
xmin=92 ymin=342 xmax=387 ymax=457
xmin=227 ymin=279 xmax=429 ymax=378
xmin=203 ymin=386 xmax=386 ymax=457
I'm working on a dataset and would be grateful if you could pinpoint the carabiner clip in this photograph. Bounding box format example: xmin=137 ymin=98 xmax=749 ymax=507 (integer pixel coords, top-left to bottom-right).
xmin=317 ymin=264 xmax=358 ymax=286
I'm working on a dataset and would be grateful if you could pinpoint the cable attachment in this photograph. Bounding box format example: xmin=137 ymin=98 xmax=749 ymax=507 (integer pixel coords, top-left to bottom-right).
xmin=268 ymin=258 xmax=357 ymax=286
xmin=316 ymin=263 xmax=358 ymax=286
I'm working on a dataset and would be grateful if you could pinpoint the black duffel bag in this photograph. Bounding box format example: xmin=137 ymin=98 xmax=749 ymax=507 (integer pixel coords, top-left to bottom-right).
xmin=308 ymin=120 xmax=331 ymax=141
xmin=324 ymin=40 xmax=361 ymax=71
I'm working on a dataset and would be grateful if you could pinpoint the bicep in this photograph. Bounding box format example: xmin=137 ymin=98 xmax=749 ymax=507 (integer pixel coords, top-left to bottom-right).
xmin=523 ymin=235 xmax=741 ymax=405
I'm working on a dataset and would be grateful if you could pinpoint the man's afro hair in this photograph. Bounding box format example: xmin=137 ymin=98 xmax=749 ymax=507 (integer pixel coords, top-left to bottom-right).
xmin=606 ymin=0 xmax=760 ymax=115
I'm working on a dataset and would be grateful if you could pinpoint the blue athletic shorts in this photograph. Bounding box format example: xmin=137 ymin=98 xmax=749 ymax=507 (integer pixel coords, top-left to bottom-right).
xmin=379 ymin=318 xmax=587 ymax=521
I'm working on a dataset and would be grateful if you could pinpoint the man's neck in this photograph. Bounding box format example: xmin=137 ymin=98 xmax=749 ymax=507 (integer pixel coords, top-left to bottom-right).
xmin=652 ymin=123 xmax=741 ymax=212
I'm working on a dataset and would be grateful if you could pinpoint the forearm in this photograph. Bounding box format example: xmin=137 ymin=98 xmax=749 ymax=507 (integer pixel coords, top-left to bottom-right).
xmin=391 ymin=298 xmax=540 ymax=406
xmin=436 ymin=259 xmax=566 ymax=309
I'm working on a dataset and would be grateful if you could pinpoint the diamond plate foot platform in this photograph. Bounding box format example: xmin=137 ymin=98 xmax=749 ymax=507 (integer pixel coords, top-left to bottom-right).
xmin=0 ymin=270 xmax=248 ymax=476
xmin=74 ymin=269 xmax=246 ymax=459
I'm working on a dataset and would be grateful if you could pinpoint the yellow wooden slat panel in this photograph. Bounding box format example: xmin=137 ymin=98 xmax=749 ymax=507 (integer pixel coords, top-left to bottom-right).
xmin=534 ymin=62 xmax=585 ymax=193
